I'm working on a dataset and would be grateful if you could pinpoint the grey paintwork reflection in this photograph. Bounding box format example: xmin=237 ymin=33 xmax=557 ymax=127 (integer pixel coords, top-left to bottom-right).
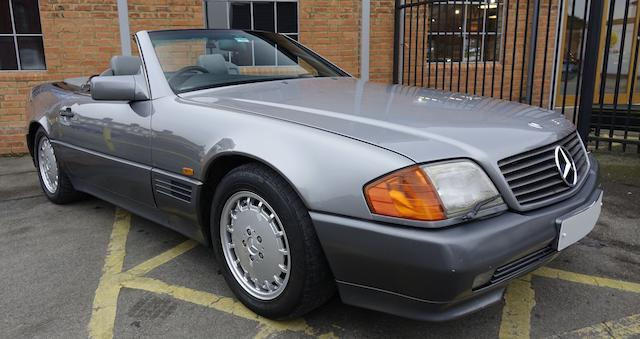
xmin=25 ymin=30 xmax=579 ymax=238
xmin=179 ymin=76 xmax=579 ymax=213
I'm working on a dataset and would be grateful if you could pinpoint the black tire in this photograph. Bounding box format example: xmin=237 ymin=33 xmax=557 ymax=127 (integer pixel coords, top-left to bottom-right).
xmin=211 ymin=163 xmax=335 ymax=319
xmin=33 ymin=128 xmax=82 ymax=204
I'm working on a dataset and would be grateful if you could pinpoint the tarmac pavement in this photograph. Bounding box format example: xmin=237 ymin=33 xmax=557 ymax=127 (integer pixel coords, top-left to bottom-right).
xmin=1 ymin=154 xmax=639 ymax=338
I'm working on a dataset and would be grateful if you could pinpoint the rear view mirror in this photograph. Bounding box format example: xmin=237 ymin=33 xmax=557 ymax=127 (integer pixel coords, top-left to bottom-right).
xmin=91 ymin=75 xmax=149 ymax=101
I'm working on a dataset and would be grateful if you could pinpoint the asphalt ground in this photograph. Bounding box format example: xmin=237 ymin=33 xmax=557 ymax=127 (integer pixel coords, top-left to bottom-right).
xmin=1 ymin=153 xmax=639 ymax=338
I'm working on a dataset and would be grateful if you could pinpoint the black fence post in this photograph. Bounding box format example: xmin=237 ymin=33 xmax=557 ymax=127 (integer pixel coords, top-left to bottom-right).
xmin=525 ymin=0 xmax=541 ymax=105
xmin=576 ymin=0 xmax=605 ymax=143
xmin=392 ymin=0 xmax=402 ymax=84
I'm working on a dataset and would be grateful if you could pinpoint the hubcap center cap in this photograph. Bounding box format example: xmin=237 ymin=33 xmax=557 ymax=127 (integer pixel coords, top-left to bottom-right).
xmin=246 ymin=236 xmax=260 ymax=256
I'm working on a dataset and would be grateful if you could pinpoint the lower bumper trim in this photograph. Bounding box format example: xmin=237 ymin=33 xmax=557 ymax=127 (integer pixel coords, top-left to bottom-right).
xmin=475 ymin=246 xmax=557 ymax=291
xmin=337 ymin=281 xmax=505 ymax=322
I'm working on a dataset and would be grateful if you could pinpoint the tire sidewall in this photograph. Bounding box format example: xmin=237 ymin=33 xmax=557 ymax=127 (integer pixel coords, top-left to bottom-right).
xmin=211 ymin=167 xmax=307 ymax=318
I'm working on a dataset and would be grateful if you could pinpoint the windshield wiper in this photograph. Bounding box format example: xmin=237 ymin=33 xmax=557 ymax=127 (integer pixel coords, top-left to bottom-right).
xmin=462 ymin=194 xmax=503 ymax=221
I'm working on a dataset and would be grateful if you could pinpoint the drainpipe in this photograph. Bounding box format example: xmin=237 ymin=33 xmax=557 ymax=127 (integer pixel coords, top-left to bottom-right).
xmin=360 ymin=0 xmax=370 ymax=81
xmin=117 ymin=0 xmax=131 ymax=56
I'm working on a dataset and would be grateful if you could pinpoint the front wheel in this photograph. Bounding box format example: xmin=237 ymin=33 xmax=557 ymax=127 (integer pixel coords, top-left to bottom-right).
xmin=211 ymin=163 xmax=334 ymax=319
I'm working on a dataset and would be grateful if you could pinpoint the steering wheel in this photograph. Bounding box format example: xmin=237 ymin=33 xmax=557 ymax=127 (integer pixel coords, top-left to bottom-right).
xmin=168 ymin=65 xmax=210 ymax=89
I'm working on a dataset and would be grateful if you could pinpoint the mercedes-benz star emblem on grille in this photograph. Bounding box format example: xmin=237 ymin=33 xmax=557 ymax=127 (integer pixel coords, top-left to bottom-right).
xmin=554 ymin=146 xmax=578 ymax=187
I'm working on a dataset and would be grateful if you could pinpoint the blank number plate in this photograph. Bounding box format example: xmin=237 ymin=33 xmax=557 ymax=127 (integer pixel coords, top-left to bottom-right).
xmin=556 ymin=192 xmax=603 ymax=251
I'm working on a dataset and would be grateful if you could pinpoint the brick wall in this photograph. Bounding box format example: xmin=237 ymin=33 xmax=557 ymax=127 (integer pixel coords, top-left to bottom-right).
xmin=0 ymin=0 xmax=203 ymax=155
xmin=369 ymin=0 xmax=395 ymax=83
xmin=0 ymin=0 xmax=564 ymax=155
xmin=299 ymin=0 xmax=361 ymax=77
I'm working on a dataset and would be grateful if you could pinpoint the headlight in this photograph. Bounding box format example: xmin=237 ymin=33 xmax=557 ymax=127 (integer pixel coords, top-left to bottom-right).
xmin=364 ymin=160 xmax=503 ymax=221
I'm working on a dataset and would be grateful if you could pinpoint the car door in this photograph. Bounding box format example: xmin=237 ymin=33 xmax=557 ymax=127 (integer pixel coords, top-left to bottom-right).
xmin=53 ymin=90 xmax=156 ymax=210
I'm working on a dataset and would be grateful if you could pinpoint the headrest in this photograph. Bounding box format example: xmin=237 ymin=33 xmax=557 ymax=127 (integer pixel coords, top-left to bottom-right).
xmin=197 ymin=54 xmax=229 ymax=75
xmin=110 ymin=56 xmax=141 ymax=76
xmin=217 ymin=39 xmax=239 ymax=51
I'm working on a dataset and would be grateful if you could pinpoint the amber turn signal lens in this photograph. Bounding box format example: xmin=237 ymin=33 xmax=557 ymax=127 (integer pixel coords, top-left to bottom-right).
xmin=365 ymin=166 xmax=446 ymax=221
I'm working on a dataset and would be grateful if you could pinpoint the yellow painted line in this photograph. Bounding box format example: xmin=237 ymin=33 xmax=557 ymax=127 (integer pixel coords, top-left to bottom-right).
xmin=534 ymin=267 xmax=640 ymax=294
xmin=121 ymin=276 xmax=331 ymax=338
xmin=88 ymin=208 xmax=131 ymax=339
xmin=87 ymin=208 xmax=331 ymax=338
xmin=124 ymin=240 xmax=198 ymax=277
xmin=547 ymin=313 xmax=640 ymax=338
xmin=499 ymin=275 xmax=536 ymax=339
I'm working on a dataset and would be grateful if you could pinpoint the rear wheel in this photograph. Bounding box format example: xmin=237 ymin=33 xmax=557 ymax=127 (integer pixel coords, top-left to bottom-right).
xmin=211 ymin=163 xmax=334 ymax=319
xmin=34 ymin=128 xmax=82 ymax=204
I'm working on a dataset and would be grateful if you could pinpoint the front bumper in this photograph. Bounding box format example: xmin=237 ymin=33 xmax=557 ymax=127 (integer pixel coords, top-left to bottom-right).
xmin=311 ymin=156 xmax=601 ymax=321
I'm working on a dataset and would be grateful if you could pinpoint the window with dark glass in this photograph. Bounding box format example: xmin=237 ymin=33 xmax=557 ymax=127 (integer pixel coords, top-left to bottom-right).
xmin=206 ymin=0 xmax=299 ymax=40
xmin=427 ymin=1 xmax=503 ymax=63
xmin=0 ymin=0 xmax=46 ymax=70
xmin=205 ymin=0 xmax=299 ymax=66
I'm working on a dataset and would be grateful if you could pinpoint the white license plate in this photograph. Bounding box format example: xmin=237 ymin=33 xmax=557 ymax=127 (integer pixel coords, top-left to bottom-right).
xmin=556 ymin=192 xmax=603 ymax=251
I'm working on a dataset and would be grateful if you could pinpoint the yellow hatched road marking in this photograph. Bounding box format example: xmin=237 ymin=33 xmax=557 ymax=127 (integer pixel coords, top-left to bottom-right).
xmin=546 ymin=313 xmax=640 ymax=338
xmin=124 ymin=240 xmax=198 ymax=277
xmin=121 ymin=277 xmax=317 ymax=338
xmin=88 ymin=209 xmax=335 ymax=338
xmin=89 ymin=209 xmax=640 ymax=339
xmin=535 ymin=266 xmax=640 ymax=294
xmin=88 ymin=209 xmax=131 ymax=339
xmin=499 ymin=275 xmax=536 ymax=339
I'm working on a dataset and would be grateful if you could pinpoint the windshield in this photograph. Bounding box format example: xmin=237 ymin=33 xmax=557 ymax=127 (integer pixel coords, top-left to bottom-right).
xmin=148 ymin=30 xmax=348 ymax=93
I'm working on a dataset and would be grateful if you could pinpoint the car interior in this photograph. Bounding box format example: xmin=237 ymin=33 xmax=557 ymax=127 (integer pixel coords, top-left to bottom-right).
xmin=62 ymin=55 xmax=143 ymax=91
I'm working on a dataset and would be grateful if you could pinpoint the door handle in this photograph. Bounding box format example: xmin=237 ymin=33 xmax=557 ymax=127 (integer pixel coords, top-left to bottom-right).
xmin=59 ymin=107 xmax=75 ymax=118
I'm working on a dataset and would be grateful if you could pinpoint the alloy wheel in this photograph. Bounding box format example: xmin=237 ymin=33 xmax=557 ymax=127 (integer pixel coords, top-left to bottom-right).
xmin=219 ymin=191 xmax=291 ymax=300
xmin=38 ymin=137 xmax=59 ymax=194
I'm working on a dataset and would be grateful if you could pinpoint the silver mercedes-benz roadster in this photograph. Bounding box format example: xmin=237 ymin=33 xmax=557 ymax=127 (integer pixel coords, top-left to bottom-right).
xmin=26 ymin=29 xmax=602 ymax=321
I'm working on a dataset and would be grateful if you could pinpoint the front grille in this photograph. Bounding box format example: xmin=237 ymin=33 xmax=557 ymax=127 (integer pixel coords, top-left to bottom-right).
xmin=498 ymin=132 xmax=589 ymax=207
xmin=475 ymin=246 xmax=555 ymax=290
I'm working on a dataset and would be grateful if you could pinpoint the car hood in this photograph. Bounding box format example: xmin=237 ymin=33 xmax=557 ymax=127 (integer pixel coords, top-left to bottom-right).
xmin=180 ymin=77 xmax=575 ymax=163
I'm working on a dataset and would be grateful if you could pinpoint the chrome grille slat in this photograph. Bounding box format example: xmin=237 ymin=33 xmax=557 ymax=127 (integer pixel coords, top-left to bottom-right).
xmin=500 ymin=154 xmax=556 ymax=176
xmin=573 ymin=151 xmax=586 ymax=165
xmin=504 ymin=162 xmax=557 ymax=182
xmin=513 ymin=177 xmax=565 ymax=196
xmin=566 ymin=142 xmax=582 ymax=155
xmin=509 ymin=169 xmax=559 ymax=190
xmin=563 ymin=136 xmax=580 ymax=148
xmin=499 ymin=133 xmax=575 ymax=165
xmin=498 ymin=132 xmax=588 ymax=208
xmin=517 ymin=185 xmax=571 ymax=204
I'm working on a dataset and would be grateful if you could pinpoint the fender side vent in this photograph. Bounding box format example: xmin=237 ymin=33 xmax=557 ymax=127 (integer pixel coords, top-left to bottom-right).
xmin=155 ymin=178 xmax=192 ymax=203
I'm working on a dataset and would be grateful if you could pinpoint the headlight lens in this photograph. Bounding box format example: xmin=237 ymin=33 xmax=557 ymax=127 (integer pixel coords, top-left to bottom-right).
xmin=365 ymin=160 xmax=502 ymax=221
xmin=421 ymin=161 xmax=502 ymax=218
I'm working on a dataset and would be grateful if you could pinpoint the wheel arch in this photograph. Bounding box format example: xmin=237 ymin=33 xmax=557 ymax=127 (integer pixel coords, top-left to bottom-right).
xmin=26 ymin=121 xmax=43 ymax=158
xmin=198 ymin=152 xmax=309 ymax=246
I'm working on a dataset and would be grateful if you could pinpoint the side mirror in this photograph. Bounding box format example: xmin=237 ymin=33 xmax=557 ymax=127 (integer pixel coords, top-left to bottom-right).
xmin=90 ymin=75 xmax=149 ymax=101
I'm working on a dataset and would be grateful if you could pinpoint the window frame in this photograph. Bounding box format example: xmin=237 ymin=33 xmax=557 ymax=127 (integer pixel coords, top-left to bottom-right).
xmin=205 ymin=0 xmax=299 ymax=37
xmin=426 ymin=1 xmax=505 ymax=64
xmin=0 ymin=0 xmax=46 ymax=71
xmin=204 ymin=0 xmax=300 ymax=67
